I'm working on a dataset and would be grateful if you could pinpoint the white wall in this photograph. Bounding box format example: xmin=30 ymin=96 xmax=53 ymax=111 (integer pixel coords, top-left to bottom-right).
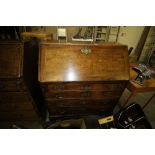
xmin=117 ymin=26 xmax=144 ymax=54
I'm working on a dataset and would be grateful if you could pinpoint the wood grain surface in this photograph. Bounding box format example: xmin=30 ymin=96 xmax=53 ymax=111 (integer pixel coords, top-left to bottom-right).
xmin=39 ymin=43 xmax=129 ymax=82
xmin=39 ymin=42 xmax=129 ymax=117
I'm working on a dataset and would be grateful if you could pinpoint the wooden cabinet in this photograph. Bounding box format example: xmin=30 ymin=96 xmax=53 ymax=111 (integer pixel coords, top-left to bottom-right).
xmin=0 ymin=41 xmax=45 ymax=122
xmin=39 ymin=42 xmax=129 ymax=118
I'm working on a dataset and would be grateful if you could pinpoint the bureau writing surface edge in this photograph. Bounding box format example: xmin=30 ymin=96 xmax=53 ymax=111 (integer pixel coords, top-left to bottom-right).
xmin=39 ymin=42 xmax=129 ymax=118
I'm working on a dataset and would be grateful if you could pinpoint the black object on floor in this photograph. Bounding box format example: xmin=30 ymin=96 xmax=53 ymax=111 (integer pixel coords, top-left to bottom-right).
xmin=114 ymin=103 xmax=152 ymax=129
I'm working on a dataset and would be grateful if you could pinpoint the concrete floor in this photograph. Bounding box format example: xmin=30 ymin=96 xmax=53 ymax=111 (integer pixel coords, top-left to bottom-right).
xmin=119 ymin=89 xmax=155 ymax=128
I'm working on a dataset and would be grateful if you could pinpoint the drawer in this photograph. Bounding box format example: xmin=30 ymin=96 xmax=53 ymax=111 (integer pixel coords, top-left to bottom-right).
xmin=46 ymin=99 xmax=117 ymax=108
xmin=0 ymin=80 xmax=26 ymax=92
xmin=48 ymin=106 xmax=114 ymax=117
xmin=0 ymin=110 xmax=39 ymax=121
xmin=0 ymin=92 xmax=34 ymax=111
xmin=42 ymin=82 xmax=126 ymax=92
xmin=45 ymin=90 xmax=122 ymax=99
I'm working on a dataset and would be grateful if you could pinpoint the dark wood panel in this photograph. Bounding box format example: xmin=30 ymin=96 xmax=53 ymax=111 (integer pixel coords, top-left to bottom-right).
xmin=43 ymin=82 xmax=126 ymax=91
xmin=0 ymin=79 xmax=26 ymax=92
xmin=0 ymin=92 xmax=32 ymax=102
xmin=0 ymin=42 xmax=23 ymax=78
xmin=0 ymin=92 xmax=34 ymax=111
xmin=47 ymin=98 xmax=117 ymax=117
xmin=46 ymin=99 xmax=117 ymax=108
xmin=0 ymin=41 xmax=45 ymax=122
xmin=0 ymin=110 xmax=39 ymax=121
xmin=0 ymin=102 xmax=33 ymax=111
xmin=48 ymin=106 xmax=114 ymax=117
xmin=45 ymin=90 xmax=122 ymax=99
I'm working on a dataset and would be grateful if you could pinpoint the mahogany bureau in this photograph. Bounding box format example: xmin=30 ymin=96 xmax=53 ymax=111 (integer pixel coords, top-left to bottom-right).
xmin=39 ymin=42 xmax=129 ymax=118
xmin=0 ymin=41 xmax=45 ymax=123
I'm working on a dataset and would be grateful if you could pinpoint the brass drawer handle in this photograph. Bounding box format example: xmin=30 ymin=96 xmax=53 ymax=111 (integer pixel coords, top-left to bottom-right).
xmin=83 ymin=85 xmax=91 ymax=91
xmin=10 ymin=104 xmax=17 ymax=108
xmin=0 ymin=84 xmax=5 ymax=90
xmin=59 ymin=103 xmax=65 ymax=107
xmin=60 ymin=111 xmax=66 ymax=114
xmin=41 ymin=85 xmax=47 ymax=92
xmin=81 ymin=92 xmax=90 ymax=97
xmin=80 ymin=101 xmax=88 ymax=105
xmin=104 ymin=92 xmax=112 ymax=96
xmin=55 ymin=93 xmax=64 ymax=99
xmin=16 ymin=81 xmax=22 ymax=86
xmin=81 ymin=48 xmax=92 ymax=55
xmin=54 ymin=84 xmax=64 ymax=90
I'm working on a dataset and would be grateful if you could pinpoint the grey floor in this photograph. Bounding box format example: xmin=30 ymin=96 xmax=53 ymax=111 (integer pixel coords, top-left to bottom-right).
xmin=118 ymin=89 xmax=155 ymax=128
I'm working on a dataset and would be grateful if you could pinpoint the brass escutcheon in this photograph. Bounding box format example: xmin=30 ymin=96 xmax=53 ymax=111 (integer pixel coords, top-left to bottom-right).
xmin=81 ymin=48 xmax=92 ymax=55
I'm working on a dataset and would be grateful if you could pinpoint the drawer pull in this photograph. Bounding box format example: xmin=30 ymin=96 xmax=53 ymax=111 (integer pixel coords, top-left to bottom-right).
xmin=60 ymin=111 xmax=65 ymax=114
xmin=59 ymin=103 xmax=65 ymax=107
xmin=81 ymin=92 xmax=90 ymax=97
xmin=104 ymin=92 xmax=112 ymax=96
xmin=55 ymin=93 xmax=64 ymax=99
xmin=0 ymin=84 xmax=5 ymax=90
xmin=99 ymin=109 xmax=105 ymax=113
xmin=54 ymin=84 xmax=64 ymax=90
xmin=81 ymin=48 xmax=92 ymax=55
xmin=16 ymin=81 xmax=22 ymax=90
xmin=41 ymin=85 xmax=47 ymax=92
xmin=80 ymin=101 xmax=88 ymax=105
xmin=83 ymin=85 xmax=91 ymax=91
xmin=16 ymin=81 xmax=22 ymax=86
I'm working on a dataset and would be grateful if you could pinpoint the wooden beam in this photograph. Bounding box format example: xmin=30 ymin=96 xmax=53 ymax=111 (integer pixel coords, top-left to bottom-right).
xmin=134 ymin=26 xmax=151 ymax=61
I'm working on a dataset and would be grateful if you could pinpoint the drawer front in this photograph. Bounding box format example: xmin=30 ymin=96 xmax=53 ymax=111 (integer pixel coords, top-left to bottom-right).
xmin=0 ymin=80 xmax=26 ymax=92
xmin=45 ymin=90 xmax=122 ymax=99
xmin=41 ymin=81 xmax=126 ymax=117
xmin=43 ymin=82 xmax=126 ymax=92
xmin=0 ymin=110 xmax=39 ymax=121
xmin=47 ymin=98 xmax=117 ymax=116
xmin=48 ymin=106 xmax=114 ymax=117
xmin=46 ymin=99 xmax=117 ymax=108
xmin=0 ymin=92 xmax=34 ymax=111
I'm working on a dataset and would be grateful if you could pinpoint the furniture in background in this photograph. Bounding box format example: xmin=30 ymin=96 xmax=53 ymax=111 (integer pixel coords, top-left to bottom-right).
xmin=122 ymin=65 xmax=155 ymax=109
xmin=94 ymin=26 xmax=109 ymax=42
xmin=94 ymin=26 xmax=120 ymax=42
xmin=108 ymin=26 xmax=120 ymax=42
xmin=38 ymin=42 xmax=129 ymax=119
xmin=139 ymin=26 xmax=155 ymax=63
xmin=72 ymin=27 xmax=94 ymax=42
xmin=57 ymin=27 xmax=67 ymax=42
xmin=0 ymin=26 xmax=20 ymax=40
xmin=0 ymin=41 xmax=46 ymax=123
xmin=71 ymin=26 xmax=120 ymax=43
xmin=21 ymin=32 xmax=52 ymax=41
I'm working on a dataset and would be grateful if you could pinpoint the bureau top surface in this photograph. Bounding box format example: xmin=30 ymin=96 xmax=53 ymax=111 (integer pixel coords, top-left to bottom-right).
xmin=39 ymin=43 xmax=129 ymax=82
